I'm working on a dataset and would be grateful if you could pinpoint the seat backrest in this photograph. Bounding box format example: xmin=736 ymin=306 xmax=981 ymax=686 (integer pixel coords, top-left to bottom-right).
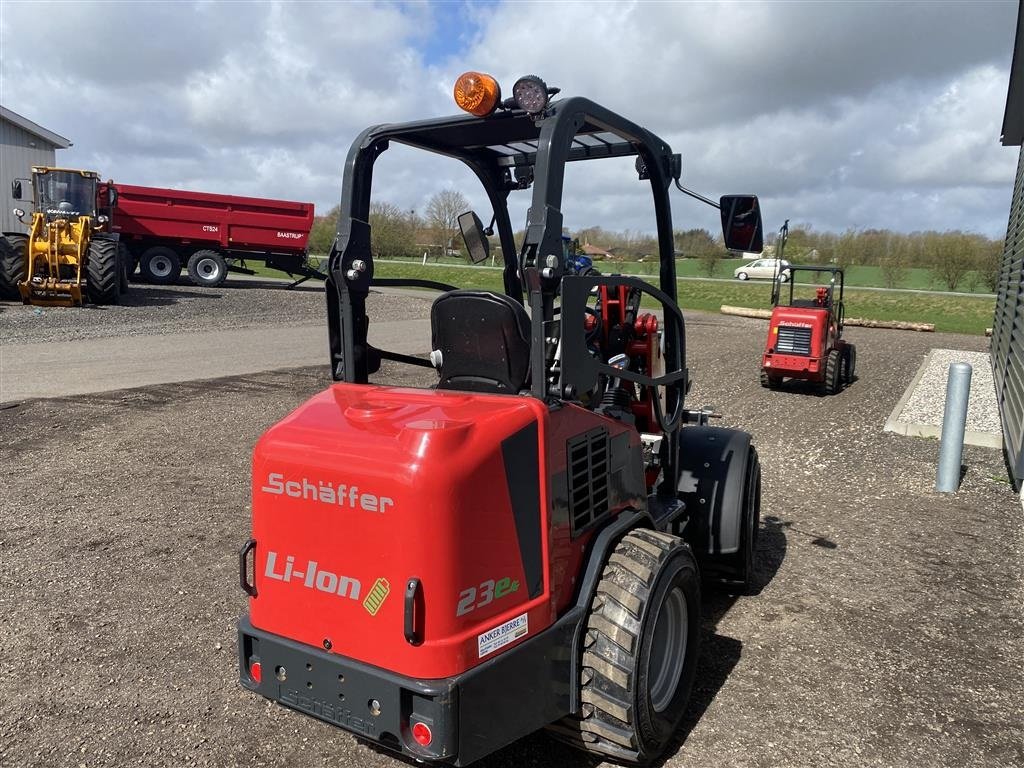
xmin=430 ymin=290 xmax=531 ymax=394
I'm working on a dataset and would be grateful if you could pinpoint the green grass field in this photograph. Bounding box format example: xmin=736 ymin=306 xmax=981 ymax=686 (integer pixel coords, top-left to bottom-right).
xmin=244 ymin=259 xmax=995 ymax=335
xmin=336 ymin=254 xmax=994 ymax=294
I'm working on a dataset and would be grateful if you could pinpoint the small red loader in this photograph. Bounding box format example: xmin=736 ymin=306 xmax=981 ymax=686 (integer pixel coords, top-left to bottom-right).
xmin=760 ymin=265 xmax=856 ymax=394
xmin=238 ymin=71 xmax=766 ymax=765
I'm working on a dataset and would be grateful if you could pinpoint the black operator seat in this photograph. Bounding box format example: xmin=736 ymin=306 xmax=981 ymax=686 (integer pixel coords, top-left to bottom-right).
xmin=430 ymin=290 xmax=531 ymax=394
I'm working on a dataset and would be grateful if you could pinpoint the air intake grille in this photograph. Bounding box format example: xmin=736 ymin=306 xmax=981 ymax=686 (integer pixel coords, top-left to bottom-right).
xmin=775 ymin=325 xmax=812 ymax=355
xmin=567 ymin=428 xmax=610 ymax=535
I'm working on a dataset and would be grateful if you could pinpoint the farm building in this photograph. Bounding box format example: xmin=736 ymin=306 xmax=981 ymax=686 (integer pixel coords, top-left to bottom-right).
xmin=0 ymin=105 xmax=71 ymax=234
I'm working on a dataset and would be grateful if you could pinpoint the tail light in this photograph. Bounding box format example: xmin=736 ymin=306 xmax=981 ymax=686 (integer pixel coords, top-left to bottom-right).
xmin=411 ymin=721 xmax=432 ymax=747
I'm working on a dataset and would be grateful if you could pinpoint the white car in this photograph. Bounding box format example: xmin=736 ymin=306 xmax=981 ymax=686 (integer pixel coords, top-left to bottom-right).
xmin=734 ymin=258 xmax=791 ymax=282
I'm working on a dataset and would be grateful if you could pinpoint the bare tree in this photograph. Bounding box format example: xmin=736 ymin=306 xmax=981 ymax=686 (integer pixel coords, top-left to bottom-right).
xmin=426 ymin=189 xmax=470 ymax=255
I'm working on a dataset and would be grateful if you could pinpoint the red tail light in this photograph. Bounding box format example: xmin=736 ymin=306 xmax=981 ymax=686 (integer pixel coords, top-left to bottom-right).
xmin=249 ymin=660 xmax=262 ymax=684
xmin=411 ymin=721 xmax=432 ymax=746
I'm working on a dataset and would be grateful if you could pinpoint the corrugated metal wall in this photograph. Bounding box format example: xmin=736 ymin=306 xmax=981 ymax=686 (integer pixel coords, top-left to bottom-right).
xmin=992 ymin=145 xmax=1024 ymax=488
xmin=0 ymin=118 xmax=59 ymax=235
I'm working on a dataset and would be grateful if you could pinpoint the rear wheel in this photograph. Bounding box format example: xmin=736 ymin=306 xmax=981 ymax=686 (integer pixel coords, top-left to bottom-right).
xmin=549 ymin=529 xmax=700 ymax=765
xmin=759 ymin=369 xmax=781 ymax=389
xmin=86 ymin=239 xmax=121 ymax=305
xmin=823 ymin=349 xmax=841 ymax=395
xmin=187 ymin=249 xmax=228 ymax=287
xmin=736 ymin=271 xmax=748 ymax=281
xmin=0 ymin=234 xmax=28 ymax=299
xmin=843 ymin=344 xmax=857 ymax=384
xmin=139 ymin=246 xmax=180 ymax=284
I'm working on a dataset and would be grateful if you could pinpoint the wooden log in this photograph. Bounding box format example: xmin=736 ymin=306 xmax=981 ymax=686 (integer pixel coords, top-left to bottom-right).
xmin=718 ymin=305 xmax=934 ymax=332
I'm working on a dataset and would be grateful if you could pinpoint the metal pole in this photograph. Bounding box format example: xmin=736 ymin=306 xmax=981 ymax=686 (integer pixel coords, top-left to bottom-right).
xmin=935 ymin=362 xmax=973 ymax=493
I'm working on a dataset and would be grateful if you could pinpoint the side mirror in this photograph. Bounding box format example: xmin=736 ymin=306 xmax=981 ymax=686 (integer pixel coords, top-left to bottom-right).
xmin=720 ymin=195 xmax=763 ymax=253
xmin=107 ymin=186 xmax=118 ymax=207
xmin=457 ymin=210 xmax=489 ymax=265
xmin=12 ymin=180 xmax=22 ymax=200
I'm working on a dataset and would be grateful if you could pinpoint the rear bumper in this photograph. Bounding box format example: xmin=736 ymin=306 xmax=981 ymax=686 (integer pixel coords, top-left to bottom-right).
xmin=238 ymin=614 xmax=575 ymax=765
xmin=763 ymin=353 xmax=822 ymax=380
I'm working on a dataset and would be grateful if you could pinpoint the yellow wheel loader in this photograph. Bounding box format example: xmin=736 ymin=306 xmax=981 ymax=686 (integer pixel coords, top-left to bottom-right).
xmin=2 ymin=167 xmax=125 ymax=307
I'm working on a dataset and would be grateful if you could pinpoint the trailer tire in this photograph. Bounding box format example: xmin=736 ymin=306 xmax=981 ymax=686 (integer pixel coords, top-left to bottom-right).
xmin=0 ymin=234 xmax=28 ymax=299
xmin=187 ymin=249 xmax=228 ymax=288
xmin=823 ymin=349 xmax=842 ymax=395
xmin=140 ymin=246 xmax=180 ymax=285
xmin=86 ymin=239 xmax=121 ymax=305
xmin=551 ymin=529 xmax=700 ymax=765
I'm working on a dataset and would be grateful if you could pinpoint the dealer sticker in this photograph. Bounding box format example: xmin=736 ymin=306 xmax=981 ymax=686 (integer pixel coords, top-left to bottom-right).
xmin=477 ymin=613 xmax=529 ymax=658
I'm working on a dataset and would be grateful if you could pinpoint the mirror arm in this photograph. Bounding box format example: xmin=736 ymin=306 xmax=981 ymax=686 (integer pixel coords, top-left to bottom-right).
xmin=673 ymin=178 xmax=719 ymax=209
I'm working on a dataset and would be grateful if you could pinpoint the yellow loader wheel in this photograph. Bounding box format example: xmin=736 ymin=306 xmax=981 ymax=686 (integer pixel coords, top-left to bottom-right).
xmin=0 ymin=234 xmax=28 ymax=300
xmin=86 ymin=239 xmax=121 ymax=305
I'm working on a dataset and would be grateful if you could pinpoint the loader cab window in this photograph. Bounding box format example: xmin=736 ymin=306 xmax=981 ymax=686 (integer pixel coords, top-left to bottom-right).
xmin=35 ymin=171 xmax=97 ymax=220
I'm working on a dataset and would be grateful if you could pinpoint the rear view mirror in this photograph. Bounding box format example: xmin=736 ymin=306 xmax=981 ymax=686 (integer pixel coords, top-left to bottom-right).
xmin=721 ymin=195 xmax=763 ymax=253
xmin=457 ymin=210 xmax=489 ymax=264
xmin=11 ymin=180 xmax=22 ymax=200
xmin=107 ymin=185 xmax=118 ymax=207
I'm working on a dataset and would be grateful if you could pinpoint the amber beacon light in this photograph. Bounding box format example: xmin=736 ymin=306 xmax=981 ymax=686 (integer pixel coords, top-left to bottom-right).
xmin=453 ymin=71 xmax=501 ymax=116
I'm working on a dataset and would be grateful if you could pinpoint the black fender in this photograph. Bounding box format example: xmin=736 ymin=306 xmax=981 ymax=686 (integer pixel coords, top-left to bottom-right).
xmin=677 ymin=425 xmax=754 ymax=558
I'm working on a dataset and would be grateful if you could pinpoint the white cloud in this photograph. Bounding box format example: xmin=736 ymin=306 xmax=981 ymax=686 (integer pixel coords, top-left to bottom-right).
xmin=0 ymin=0 xmax=1018 ymax=238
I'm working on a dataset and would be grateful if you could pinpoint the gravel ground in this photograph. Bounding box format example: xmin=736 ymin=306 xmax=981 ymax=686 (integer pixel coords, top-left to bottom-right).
xmin=0 ymin=279 xmax=431 ymax=346
xmin=895 ymin=349 xmax=1000 ymax=435
xmin=1 ymin=312 xmax=1021 ymax=768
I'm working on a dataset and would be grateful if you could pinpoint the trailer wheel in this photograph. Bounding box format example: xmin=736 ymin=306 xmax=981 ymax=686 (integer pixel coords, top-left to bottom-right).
xmin=843 ymin=344 xmax=857 ymax=384
xmin=551 ymin=529 xmax=700 ymax=765
xmin=823 ymin=349 xmax=842 ymax=395
xmin=140 ymin=246 xmax=180 ymax=285
xmin=187 ymin=249 xmax=228 ymax=288
xmin=86 ymin=239 xmax=121 ymax=305
xmin=0 ymin=234 xmax=28 ymax=299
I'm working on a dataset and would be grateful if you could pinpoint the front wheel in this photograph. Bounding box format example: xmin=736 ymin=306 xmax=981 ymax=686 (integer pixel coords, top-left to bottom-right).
xmin=779 ymin=272 xmax=789 ymax=283
xmin=139 ymin=246 xmax=180 ymax=284
xmin=0 ymin=234 xmax=28 ymax=299
xmin=843 ymin=344 xmax=857 ymax=384
xmin=86 ymin=239 xmax=121 ymax=305
xmin=736 ymin=271 xmax=748 ymax=281
xmin=549 ymin=529 xmax=701 ymax=765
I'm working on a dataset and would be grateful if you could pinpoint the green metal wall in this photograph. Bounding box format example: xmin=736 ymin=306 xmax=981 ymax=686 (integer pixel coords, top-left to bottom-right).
xmin=992 ymin=145 xmax=1024 ymax=488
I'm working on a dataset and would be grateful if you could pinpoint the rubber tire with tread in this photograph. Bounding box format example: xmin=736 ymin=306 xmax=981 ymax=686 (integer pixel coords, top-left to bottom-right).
xmin=823 ymin=349 xmax=842 ymax=395
xmin=759 ymin=369 xmax=781 ymax=389
xmin=549 ymin=529 xmax=701 ymax=765
xmin=729 ymin=446 xmax=761 ymax=595
xmin=843 ymin=344 xmax=857 ymax=384
xmin=86 ymin=239 xmax=121 ymax=305
xmin=187 ymin=249 xmax=228 ymax=288
xmin=139 ymin=246 xmax=180 ymax=285
xmin=0 ymin=234 xmax=28 ymax=299
xmin=736 ymin=271 xmax=748 ymax=281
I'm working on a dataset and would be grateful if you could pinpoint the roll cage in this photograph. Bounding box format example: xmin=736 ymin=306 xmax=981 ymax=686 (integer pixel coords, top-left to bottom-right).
xmin=328 ymin=98 xmax=691 ymax=383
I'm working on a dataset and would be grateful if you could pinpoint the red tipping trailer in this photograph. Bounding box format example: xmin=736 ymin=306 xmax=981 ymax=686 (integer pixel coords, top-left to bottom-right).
xmin=103 ymin=182 xmax=321 ymax=287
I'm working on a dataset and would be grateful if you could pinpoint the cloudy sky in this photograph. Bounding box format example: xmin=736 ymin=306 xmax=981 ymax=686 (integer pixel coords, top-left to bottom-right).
xmin=1 ymin=0 xmax=1019 ymax=240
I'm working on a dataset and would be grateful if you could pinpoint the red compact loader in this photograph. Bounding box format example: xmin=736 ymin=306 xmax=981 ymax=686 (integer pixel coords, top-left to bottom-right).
xmin=237 ymin=71 xmax=766 ymax=765
xmin=760 ymin=265 xmax=856 ymax=394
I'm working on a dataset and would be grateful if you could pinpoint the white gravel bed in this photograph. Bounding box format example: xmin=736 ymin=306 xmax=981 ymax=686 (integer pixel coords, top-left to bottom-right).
xmin=889 ymin=349 xmax=1000 ymax=439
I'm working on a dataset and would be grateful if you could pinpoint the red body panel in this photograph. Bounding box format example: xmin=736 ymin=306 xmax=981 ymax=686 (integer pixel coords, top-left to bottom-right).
xmin=761 ymin=306 xmax=834 ymax=381
xmin=105 ymin=183 xmax=313 ymax=254
xmin=248 ymin=384 xmax=641 ymax=679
